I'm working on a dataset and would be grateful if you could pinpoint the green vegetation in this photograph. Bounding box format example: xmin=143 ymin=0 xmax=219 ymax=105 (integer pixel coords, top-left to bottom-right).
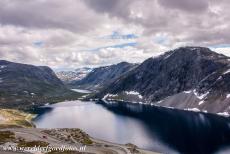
xmin=0 ymin=89 xmax=84 ymax=110
xmin=82 ymin=138 xmax=93 ymax=145
xmin=0 ymin=131 xmax=15 ymax=144
xmin=0 ymin=109 xmax=35 ymax=128
xmin=17 ymin=140 xmax=49 ymax=147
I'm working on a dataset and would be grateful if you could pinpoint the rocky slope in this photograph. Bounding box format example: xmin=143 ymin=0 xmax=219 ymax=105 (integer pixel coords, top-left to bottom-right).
xmin=0 ymin=60 xmax=81 ymax=109
xmin=70 ymin=62 xmax=138 ymax=91
xmin=95 ymin=47 xmax=230 ymax=114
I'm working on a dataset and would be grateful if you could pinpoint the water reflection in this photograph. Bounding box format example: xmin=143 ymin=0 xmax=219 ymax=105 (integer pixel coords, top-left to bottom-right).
xmin=98 ymin=100 xmax=230 ymax=154
xmin=33 ymin=100 xmax=230 ymax=153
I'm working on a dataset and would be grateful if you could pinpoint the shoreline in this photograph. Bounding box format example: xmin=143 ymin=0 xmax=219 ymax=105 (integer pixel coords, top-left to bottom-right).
xmin=1 ymin=98 xmax=229 ymax=153
xmin=99 ymin=98 xmax=230 ymax=118
xmin=0 ymin=107 xmax=160 ymax=154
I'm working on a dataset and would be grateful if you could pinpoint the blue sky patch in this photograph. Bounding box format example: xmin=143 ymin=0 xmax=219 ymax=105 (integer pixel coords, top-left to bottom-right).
xmin=209 ymin=44 xmax=230 ymax=48
xmin=103 ymin=31 xmax=138 ymax=40
xmin=33 ymin=41 xmax=44 ymax=47
xmin=154 ymin=35 xmax=169 ymax=45
xmin=89 ymin=42 xmax=137 ymax=51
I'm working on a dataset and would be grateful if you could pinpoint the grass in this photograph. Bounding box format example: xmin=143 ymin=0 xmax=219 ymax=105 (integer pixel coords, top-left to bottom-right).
xmin=0 ymin=88 xmax=84 ymax=110
xmin=82 ymin=138 xmax=93 ymax=145
xmin=17 ymin=140 xmax=49 ymax=147
xmin=0 ymin=131 xmax=15 ymax=144
xmin=0 ymin=109 xmax=35 ymax=128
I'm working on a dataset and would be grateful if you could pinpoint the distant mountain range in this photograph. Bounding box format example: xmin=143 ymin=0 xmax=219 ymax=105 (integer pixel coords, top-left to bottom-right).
xmin=0 ymin=60 xmax=81 ymax=109
xmin=56 ymin=67 xmax=92 ymax=84
xmin=2 ymin=46 xmax=230 ymax=115
xmin=70 ymin=62 xmax=138 ymax=91
xmin=90 ymin=47 xmax=230 ymax=115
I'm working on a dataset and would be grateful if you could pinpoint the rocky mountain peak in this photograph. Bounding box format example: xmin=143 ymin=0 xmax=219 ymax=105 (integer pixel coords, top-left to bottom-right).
xmin=95 ymin=47 xmax=230 ymax=114
xmin=161 ymin=46 xmax=227 ymax=61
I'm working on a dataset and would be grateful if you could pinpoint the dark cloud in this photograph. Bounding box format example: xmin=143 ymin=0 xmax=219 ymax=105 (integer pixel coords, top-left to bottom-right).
xmin=83 ymin=0 xmax=120 ymax=13
xmin=157 ymin=0 xmax=209 ymax=12
xmin=0 ymin=0 xmax=103 ymax=33
xmin=83 ymin=0 xmax=132 ymax=21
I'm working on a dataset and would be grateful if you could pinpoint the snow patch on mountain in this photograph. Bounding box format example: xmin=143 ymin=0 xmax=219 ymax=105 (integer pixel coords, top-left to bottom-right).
xmin=186 ymin=108 xmax=200 ymax=112
xmin=125 ymin=91 xmax=143 ymax=99
xmin=0 ymin=65 xmax=7 ymax=69
xmin=198 ymin=100 xmax=204 ymax=105
xmin=102 ymin=93 xmax=118 ymax=100
xmin=184 ymin=90 xmax=192 ymax=94
xmin=164 ymin=52 xmax=173 ymax=60
xmin=164 ymin=106 xmax=174 ymax=109
xmin=157 ymin=100 xmax=163 ymax=104
xmin=217 ymin=112 xmax=229 ymax=117
xmin=226 ymin=94 xmax=230 ymax=98
xmin=223 ymin=69 xmax=230 ymax=75
xmin=217 ymin=76 xmax=222 ymax=81
xmin=193 ymin=90 xmax=209 ymax=100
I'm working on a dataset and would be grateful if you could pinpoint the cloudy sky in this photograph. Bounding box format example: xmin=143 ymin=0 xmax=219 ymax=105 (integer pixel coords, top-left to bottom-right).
xmin=0 ymin=0 xmax=230 ymax=70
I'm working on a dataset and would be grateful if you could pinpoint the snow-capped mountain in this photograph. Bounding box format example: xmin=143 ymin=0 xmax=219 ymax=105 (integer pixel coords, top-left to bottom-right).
xmin=56 ymin=67 xmax=92 ymax=83
xmin=70 ymin=62 xmax=138 ymax=91
xmin=94 ymin=47 xmax=230 ymax=115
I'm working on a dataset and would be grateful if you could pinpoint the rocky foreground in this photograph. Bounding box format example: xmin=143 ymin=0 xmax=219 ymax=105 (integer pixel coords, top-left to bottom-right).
xmin=0 ymin=128 xmax=159 ymax=154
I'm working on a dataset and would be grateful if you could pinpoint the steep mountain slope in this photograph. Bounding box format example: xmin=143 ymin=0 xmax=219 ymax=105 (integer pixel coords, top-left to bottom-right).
xmin=70 ymin=62 xmax=138 ymax=91
xmin=56 ymin=67 xmax=92 ymax=84
xmin=96 ymin=47 xmax=230 ymax=114
xmin=0 ymin=60 xmax=80 ymax=109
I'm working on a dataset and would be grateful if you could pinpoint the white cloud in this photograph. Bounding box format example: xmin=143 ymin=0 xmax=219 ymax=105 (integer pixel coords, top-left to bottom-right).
xmin=0 ymin=0 xmax=230 ymax=69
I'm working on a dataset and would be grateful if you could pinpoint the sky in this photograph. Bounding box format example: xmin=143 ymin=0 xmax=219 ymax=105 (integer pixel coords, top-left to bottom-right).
xmin=0 ymin=0 xmax=230 ymax=70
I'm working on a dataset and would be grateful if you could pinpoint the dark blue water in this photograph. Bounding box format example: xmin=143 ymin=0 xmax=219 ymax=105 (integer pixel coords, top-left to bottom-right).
xmin=33 ymin=100 xmax=230 ymax=154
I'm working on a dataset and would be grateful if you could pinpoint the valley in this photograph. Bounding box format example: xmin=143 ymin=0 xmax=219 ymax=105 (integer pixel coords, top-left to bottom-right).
xmin=1 ymin=0 xmax=230 ymax=153
xmin=1 ymin=47 xmax=230 ymax=153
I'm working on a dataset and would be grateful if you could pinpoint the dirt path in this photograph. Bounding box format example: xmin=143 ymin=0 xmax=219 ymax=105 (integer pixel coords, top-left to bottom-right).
xmin=0 ymin=128 xmax=160 ymax=154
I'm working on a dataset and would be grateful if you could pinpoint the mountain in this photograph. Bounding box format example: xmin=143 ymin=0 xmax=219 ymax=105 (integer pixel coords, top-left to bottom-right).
xmin=0 ymin=60 xmax=80 ymax=109
xmin=95 ymin=47 xmax=230 ymax=114
xmin=56 ymin=67 xmax=92 ymax=84
xmin=70 ymin=62 xmax=138 ymax=91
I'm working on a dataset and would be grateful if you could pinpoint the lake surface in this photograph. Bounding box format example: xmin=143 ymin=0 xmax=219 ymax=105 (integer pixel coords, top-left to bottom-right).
xmin=33 ymin=100 xmax=230 ymax=153
xmin=71 ymin=88 xmax=91 ymax=93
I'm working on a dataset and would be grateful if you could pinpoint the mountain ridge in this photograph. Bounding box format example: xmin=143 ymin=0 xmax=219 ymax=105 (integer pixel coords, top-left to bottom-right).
xmin=0 ymin=60 xmax=81 ymax=109
xmin=70 ymin=61 xmax=138 ymax=91
xmin=93 ymin=47 xmax=230 ymax=114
